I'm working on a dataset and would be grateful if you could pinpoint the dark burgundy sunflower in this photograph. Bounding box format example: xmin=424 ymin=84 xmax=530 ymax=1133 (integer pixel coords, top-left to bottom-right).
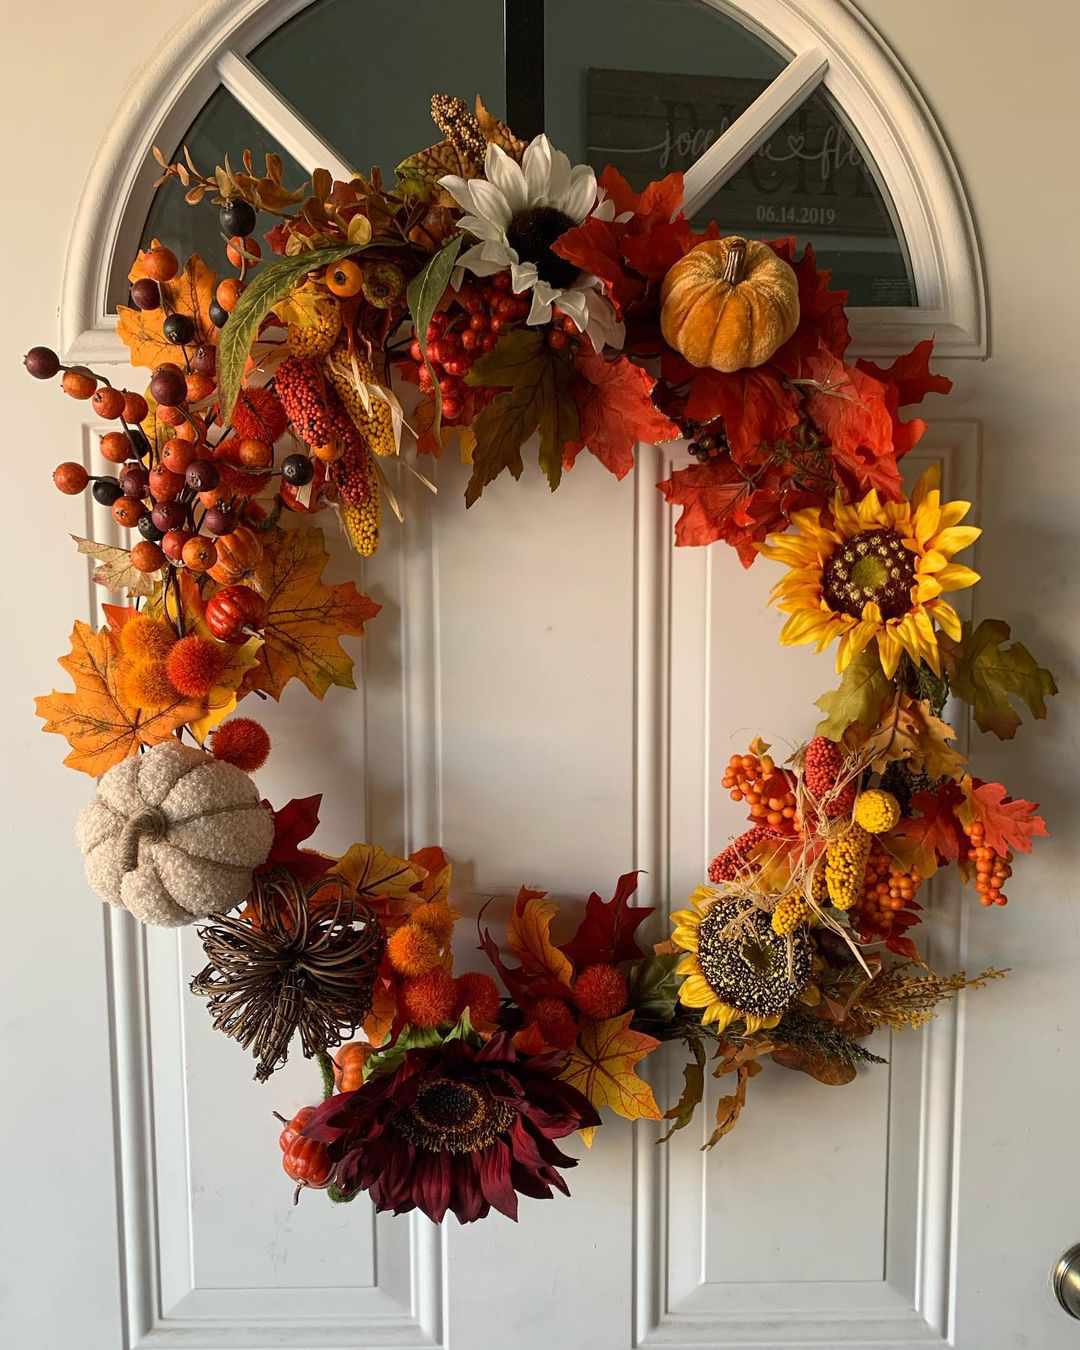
xmin=301 ymin=1032 xmax=599 ymax=1223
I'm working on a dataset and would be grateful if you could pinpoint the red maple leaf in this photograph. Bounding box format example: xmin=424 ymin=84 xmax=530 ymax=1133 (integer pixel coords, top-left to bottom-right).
xmin=566 ymin=352 xmax=682 ymax=479
xmin=552 ymin=215 xmax=642 ymax=311
xmin=894 ymin=783 xmax=966 ymax=869
xmin=598 ymin=166 xmax=683 ymax=220
xmin=856 ymin=339 xmax=953 ymax=459
xmin=656 ymin=459 xmax=813 ymax=564
xmin=802 ymin=345 xmax=900 ymax=497
xmin=959 ymin=778 xmax=1048 ymax=855
xmin=560 ymin=871 xmax=653 ymax=969
xmin=261 ymin=794 xmax=334 ymax=882
xmin=771 ymin=240 xmax=851 ymax=373
xmin=684 ymin=367 xmax=801 ymax=466
xmin=622 ymin=217 xmax=695 ymax=281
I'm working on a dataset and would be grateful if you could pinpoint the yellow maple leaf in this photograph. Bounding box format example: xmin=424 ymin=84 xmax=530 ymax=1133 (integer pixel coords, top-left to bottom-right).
xmin=244 ymin=524 xmax=381 ymax=699
xmin=331 ymin=843 xmax=425 ymax=902
xmin=507 ymin=888 xmax=574 ymax=987
xmin=117 ymin=247 xmax=218 ymax=370
xmin=409 ymin=845 xmax=453 ymax=905
xmin=559 ymin=1012 xmax=662 ymax=1138
xmin=35 ymin=622 xmax=201 ymax=777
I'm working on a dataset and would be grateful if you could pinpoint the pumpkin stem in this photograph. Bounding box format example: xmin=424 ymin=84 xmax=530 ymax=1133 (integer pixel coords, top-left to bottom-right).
xmin=118 ymin=806 xmax=168 ymax=874
xmin=722 ymin=238 xmax=748 ymax=285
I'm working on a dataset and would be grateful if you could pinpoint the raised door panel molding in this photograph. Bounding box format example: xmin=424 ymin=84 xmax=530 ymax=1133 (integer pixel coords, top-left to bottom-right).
xmin=633 ymin=425 xmax=981 ymax=1349
xmin=61 ymin=0 xmax=984 ymax=365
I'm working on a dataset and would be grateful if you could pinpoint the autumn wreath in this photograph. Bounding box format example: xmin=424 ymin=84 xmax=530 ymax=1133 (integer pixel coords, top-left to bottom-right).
xmin=29 ymin=95 xmax=1056 ymax=1225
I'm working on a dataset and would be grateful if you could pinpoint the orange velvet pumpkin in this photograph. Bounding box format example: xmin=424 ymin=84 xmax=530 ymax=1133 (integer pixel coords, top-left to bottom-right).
xmin=333 ymin=1042 xmax=371 ymax=1092
xmin=660 ymin=237 xmax=800 ymax=373
xmin=208 ymin=524 xmax=263 ymax=585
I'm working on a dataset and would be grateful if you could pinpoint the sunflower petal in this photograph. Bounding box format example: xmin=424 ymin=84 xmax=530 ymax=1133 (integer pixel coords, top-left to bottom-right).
xmin=936 ymin=563 xmax=981 ymax=591
xmin=929 ymin=525 xmax=981 ymax=557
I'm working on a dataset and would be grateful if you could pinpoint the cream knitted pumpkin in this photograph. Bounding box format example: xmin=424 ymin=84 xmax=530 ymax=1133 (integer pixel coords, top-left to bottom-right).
xmin=76 ymin=740 xmax=274 ymax=927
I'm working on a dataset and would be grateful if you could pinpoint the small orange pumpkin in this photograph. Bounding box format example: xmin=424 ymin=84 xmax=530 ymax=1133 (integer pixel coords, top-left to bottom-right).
xmin=333 ymin=1042 xmax=371 ymax=1092
xmin=208 ymin=524 xmax=263 ymax=584
xmin=660 ymin=236 xmax=800 ymax=373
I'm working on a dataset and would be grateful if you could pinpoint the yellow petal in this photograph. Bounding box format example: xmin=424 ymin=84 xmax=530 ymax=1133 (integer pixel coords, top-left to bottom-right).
xmin=912 ymin=496 xmax=942 ymax=546
xmin=935 ymin=563 xmax=980 ymax=592
xmin=918 ymin=549 xmax=949 ymax=573
xmin=876 ymin=625 xmax=903 ymax=678
xmin=669 ymin=908 xmax=701 ymax=929
xmin=937 ymin=499 xmax=972 ymax=529
xmin=678 ymin=975 xmax=717 ymax=1008
xmin=702 ymin=1002 xmax=737 ymax=1030
xmin=743 ymin=1012 xmax=782 ymax=1034
xmin=928 ymin=525 xmax=981 ymax=557
xmin=929 ymin=598 xmax=962 ymax=640
xmin=912 ymin=463 xmax=941 ymax=508
xmin=915 ymin=575 xmax=944 ymax=603
xmin=675 ymin=952 xmax=702 ymax=976
xmin=781 ymin=610 xmax=835 ymax=646
xmin=671 ymin=926 xmax=699 ymax=952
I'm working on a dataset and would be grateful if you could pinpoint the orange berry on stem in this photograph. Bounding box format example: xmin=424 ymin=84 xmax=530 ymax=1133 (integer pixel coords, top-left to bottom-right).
xmin=237 ymin=437 xmax=272 ymax=468
xmin=181 ymin=535 xmax=216 ymax=571
xmin=161 ymin=438 xmax=195 ymax=474
xmin=112 ymin=496 xmax=144 ymax=528
xmin=186 ymin=371 xmax=215 ymax=402
xmin=91 ymin=386 xmax=126 ymax=419
xmin=122 ymin=390 xmax=149 ymax=423
xmin=216 ymin=278 xmax=243 ymax=312
xmin=161 ymin=528 xmax=192 ymax=563
xmin=62 ymin=367 xmax=97 ymax=400
xmin=226 ymin=235 xmax=261 ymax=268
xmin=325 ymin=259 xmax=363 ymax=297
xmin=130 ymin=540 xmax=166 ymax=573
xmin=99 ymin=431 xmax=131 ymax=464
xmin=53 ymin=462 xmax=89 ymax=494
xmin=157 ymin=403 xmax=186 ymax=427
xmin=142 ymin=246 xmax=179 ymax=281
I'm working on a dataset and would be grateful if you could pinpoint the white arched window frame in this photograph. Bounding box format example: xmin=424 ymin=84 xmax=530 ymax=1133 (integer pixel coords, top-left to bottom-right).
xmin=60 ymin=0 xmax=987 ymax=365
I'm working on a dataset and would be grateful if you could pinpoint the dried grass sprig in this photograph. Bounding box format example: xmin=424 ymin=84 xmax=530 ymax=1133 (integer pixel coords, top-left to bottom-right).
xmin=190 ymin=867 xmax=385 ymax=1080
xmin=855 ymin=963 xmax=1008 ymax=1031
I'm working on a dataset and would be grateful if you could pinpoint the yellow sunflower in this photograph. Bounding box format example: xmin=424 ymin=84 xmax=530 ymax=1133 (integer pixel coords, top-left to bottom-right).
xmin=757 ymin=466 xmax=980 ymax=678
xmin=671 ymin=888 xmax=811 ymax=1033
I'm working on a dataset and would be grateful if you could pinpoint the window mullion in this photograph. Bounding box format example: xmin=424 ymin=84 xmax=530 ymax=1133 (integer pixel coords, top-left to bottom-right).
xmin=681 ymin=46 xmax=829 ymax=217
xmin=216 ymin=50 xmax=356 ymax=180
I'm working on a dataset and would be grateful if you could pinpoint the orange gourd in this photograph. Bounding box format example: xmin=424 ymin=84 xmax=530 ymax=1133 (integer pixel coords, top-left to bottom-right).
xmin=208 ymin=524 xmax=263 ymax=584
xmin=333 ymin=1042 xmax=370 ymax=1092
xmin=660 ymin=236 xmax=800 ymax=373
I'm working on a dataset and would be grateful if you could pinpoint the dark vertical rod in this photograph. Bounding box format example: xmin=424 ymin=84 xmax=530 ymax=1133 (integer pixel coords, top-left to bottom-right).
xmin=505 ymin=0 xmax=546 ymax=139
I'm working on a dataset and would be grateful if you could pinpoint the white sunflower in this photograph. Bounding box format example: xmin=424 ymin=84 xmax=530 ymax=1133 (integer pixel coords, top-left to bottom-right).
xmin=439 ymin=135 xmax=625 ymax=353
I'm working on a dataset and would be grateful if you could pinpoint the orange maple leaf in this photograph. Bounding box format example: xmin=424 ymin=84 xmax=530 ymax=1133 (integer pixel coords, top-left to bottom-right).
xmin=116 ymin=245 xmax=218 ymax=370
xmin=507 ymin=887 xmax=574 ymax=988
xmin=559 ymin=1011 xmax=661 ymax=1141
xmin=244 ymin=525 xmax=381 ymax=699
xmin=957 ymin=775 xmax=1048 ymax=855
xmin=34 ymin=621 xmax=201 ymax=776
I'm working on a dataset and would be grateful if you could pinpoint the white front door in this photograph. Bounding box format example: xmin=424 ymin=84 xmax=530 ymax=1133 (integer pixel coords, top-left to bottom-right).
xmin=3 ymin=2 xmax=1079 ymax=1348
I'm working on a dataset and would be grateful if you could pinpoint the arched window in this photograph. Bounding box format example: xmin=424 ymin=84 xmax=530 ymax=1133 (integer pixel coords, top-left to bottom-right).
xmin=63 ymin=0 xmax=985 ymax=364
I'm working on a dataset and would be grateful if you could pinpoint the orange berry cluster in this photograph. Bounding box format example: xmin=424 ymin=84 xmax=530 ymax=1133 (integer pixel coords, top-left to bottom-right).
xmin=722 ymin=749 xmax=798 ymax=832
xmin=853 ymin=842 xmax=922 ymax=934
xmin=964 ymin=820 xmax=1012 ymax=906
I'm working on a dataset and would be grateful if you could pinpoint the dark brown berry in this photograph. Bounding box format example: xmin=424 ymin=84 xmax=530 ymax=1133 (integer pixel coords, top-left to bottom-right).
xmin=185 ymin=458 xmax=219 ymax=492
xmin=92 ymin=477 xmax=123 ymax=507
xmin=281 ymin=453 xmax=314 ymax=486
xmin=204 ymin=506 xmax=237 ymax=536
xmin=120 ymin=465 xmax=149 ymax=498
xmin=24 ymin=346 xmax=61 ymax=379
xmin=220 ymin=199 xmax=256 ymax=237
xmin=129 ymin=278 xmax=161 ymax=310
xmin=150 ymin=363 xmax=187 ymax=406
xmin=192 ymin=345 xmax=216 ymax=376
xmin=151 ymin=501 xmax=187 ymax=534
xmin=163 ymin=313 xmax=195 ymax=345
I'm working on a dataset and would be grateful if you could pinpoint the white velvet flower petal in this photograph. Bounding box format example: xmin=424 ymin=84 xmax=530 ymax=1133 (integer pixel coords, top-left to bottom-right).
xmin=438 ymin=174 xmax=478 ymax=215
xmin=563 ymin=164 xmax=598 ymax=223
xmin=546 ymin=147 xmax=572 ymax=209
xmin=555 ymin=287 xmax=589 ymax=329
xmin=510 ymin=260 xmax=539 ymax=294
xmin=593 ymin=196 xmax=616 ymax=222
xmin=526 ymin=280 xmax=560 ymax=326
xmin=523 ymin=135 xmax=553 ymax=203
xmin=584 ymin=289 xmax=626 ymax=353
xmin=465 ymin=178 xmax=512 ymax=231
xmin=485 ymin=142 xmax=528 ymax=216
xmin=458 ymin=240 xmax=514 ymax=277
xmin=457 ymin=212 xmax=506 ymax=242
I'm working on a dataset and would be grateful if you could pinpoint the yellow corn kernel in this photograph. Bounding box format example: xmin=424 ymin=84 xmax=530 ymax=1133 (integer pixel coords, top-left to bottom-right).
xmin=324 ymin=345 xmax=396 ymax=456
xmin=339 ymin=456 xmax=381 ymax=558
xmin=771 ymin=893 xmax=813 ymax=936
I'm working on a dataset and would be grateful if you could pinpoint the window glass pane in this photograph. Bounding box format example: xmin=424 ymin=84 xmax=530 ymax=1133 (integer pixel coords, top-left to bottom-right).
xmin=545 ymin=0 xmax=788 ymax=172
xmin=695 ymin=85 xmax=916 ymax=305
xmin=250 ymin=0 xmax=506 ymax=173
xmin=107 ymin=88 xmax=306 ymax=311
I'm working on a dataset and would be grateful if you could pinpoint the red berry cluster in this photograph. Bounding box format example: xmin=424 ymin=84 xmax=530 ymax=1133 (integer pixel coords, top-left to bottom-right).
xmin=963 ymin=820 xmax=1012 ymax=906
xmin=407 ymin=273 xmax=537 ymax=422
xmin=803 ymin=736 xmax=858 ymax=818
xmin=708 ymin=824 xmax=774 ymax=883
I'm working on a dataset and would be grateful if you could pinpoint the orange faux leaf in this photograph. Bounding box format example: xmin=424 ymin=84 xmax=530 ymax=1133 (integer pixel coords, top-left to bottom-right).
xmin=245 ymin=525 xmax=381 ymax=699
xmin=362 ymin=976 xmax=398 ymax=1047
xmin=410 ymin=846 xmax=452 ymax=905
xmin=559 ymin=1012 xmax=662 ymax=1131
xmin=507 ymin=887 xmax=574 ymax=988
xmin=34 ymin=621 xmax=201 ymax=776
xmin=957 ymin=776 xmax=1048 ymax=855
xmin=117 ymin=247 xmax=218 ymax=370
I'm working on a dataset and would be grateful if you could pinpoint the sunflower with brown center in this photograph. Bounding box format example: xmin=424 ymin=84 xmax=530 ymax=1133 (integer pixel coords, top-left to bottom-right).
xmin=757 ymin=466 xmax=980 ymax=677
xmin=300 ymin=1032 xmax=599 ymax=1223
xmin=672 ymin=888 xmax=812 ymax=1032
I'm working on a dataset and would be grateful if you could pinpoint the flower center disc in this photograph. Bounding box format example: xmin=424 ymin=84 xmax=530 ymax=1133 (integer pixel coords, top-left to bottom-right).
xmin=397 ymin=1077 xmax=515 ymax=1154
xmin=697 ymin=900 xmax=811 ymax=1018
xmin=506 ymin=207 xmax=580 ymax=288
xmin=821 ymin=528 xmax=916 ymax=620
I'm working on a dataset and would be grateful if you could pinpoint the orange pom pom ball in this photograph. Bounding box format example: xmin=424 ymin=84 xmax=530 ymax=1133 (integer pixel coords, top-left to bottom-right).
xmin=572 ymin=964 xmax=628 ymax=1020
xmin=122 ymin=660 xmax=178 ymax=709
xmin=230 ymin=385 xmax=288 ymax=444
xmin=400 ymin=967 xmax=458 ymax=1028
xmin=164 ymin=635 xmax=227 ymax=697
xmin=453 ymin=972 xmax=500 ymax=1024
xmin=118 ymin=615 xmax=176 ymax=664
xmin=211 ymin=717 xmax=271 ymax=772
xmin=410 ymin=899 xmax=456 ymax=946
xmin=531 ymin=997 xmax=579 ymax=1050
xmin=386 ymin=923 xmax=440 ymax=976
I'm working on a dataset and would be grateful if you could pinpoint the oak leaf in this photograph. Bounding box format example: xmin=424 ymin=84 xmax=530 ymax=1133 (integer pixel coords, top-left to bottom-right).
xmin=117 ymin=249 xmax=218 ymax=370
xmin=770 ymin=1041 xmax=857 ymax=1085
xmin=857 ymin=339 xmax=952 ymax=457
xmin=559 ymin=1012 xmax=662 ymax=1130
xmin=949 ymin=618 xmax=1057 ymax=740
xmin=561 ymin=870 xmax=653 ymax=969
xmin=245 ymin=525 xmax=380 ymax=699
xmin=855 ymin=692 xmax=966 ymax=779
xmin=35 ymin=621 xmax=201 ymax=777
xmin=656 ymin=458 xmax=808 ymax=564
xmin=565 ymin=352 xmax=681 ymax=480
xmin=658 ymin=1038 xmax=706 ymax=1142
xmin=770 ymin=240 xmax=851 ymax=372
xmin=957 ymin=776 xmax=1048 ymax=855
xmin=892 ymin=783 xmax=966 ymax=878
xmin=464 ymin=331 xmax=579 ymax=503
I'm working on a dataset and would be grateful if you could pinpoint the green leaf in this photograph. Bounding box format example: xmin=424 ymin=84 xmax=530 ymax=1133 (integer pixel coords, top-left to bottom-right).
xmin=950 ymin=618 xmax=1057 ymax=739
xmin=626 ymin=954 xmax=682 ymax=1021
xmin=217 ymin=243 xmax=362 ymax=421
xmin=464 ymin=331 xmax=580 ymax=505
xmin=361 ymin=1023 xmax=443 ymax=1082
xmin=405 ymin=236 xmax=462 ymax=439
xmin=815 ymin=647 xmax=893 ymax=740
xmin=658 ymin=1038 xmax=706 ymax=1144
xmin=442 ymin=1008 xmax=478 ymax=1044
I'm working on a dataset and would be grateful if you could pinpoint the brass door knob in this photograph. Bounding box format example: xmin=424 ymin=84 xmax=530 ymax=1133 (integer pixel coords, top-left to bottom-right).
xmin=1054 ymin=1245 xmax=1080 ymax=1318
